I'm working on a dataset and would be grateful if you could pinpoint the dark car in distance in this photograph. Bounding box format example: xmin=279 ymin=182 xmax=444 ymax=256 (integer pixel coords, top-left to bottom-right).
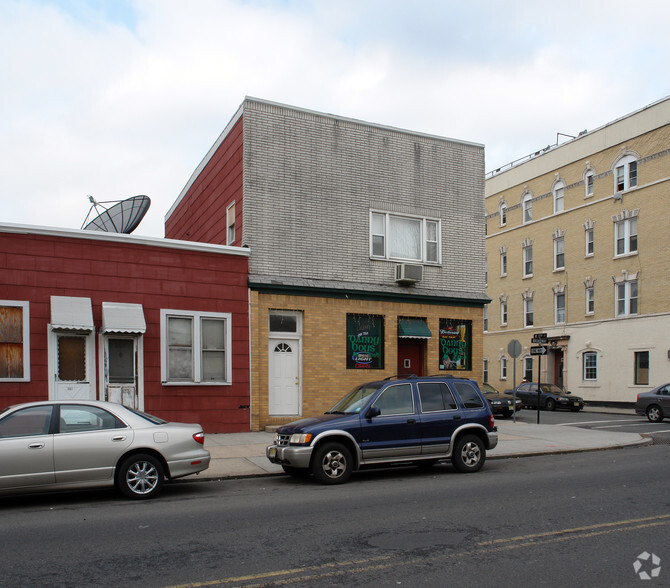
xmin=505 ymin=382 xmax=584 ymax=412
xmin=482 ymin=383 xmax=522 ymax=417
xmin=266 ymin=375 xmax=498 ymax=484
xmin=635 ymin=383 xmax=670 ymax=422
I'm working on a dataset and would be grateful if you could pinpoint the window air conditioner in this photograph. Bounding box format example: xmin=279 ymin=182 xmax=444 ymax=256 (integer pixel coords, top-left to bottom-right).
xmin=395 ymin=263 xmax=423 ymax=283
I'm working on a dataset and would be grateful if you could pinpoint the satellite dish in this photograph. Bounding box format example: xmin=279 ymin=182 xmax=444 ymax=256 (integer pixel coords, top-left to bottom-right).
xmin=81 ymin=195 xmax=151 ymax=234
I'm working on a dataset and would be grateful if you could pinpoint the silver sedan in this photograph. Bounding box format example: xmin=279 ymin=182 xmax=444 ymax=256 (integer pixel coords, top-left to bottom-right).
xmin=0 ymin=400 xmax=210 ymax=499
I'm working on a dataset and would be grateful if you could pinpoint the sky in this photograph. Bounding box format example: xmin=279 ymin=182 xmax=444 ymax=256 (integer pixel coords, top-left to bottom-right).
xmin=2 ymin=0 xmax=669 ymax=238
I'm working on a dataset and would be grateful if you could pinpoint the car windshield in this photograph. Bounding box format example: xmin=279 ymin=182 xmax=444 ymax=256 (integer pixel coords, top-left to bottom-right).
xmin=124 ymin=406 xmax=168 ymax=425
xmin=540 ymin=384 xmax=565 ymax=395
xmin=327 ymin=383 xmax=382 ymax=414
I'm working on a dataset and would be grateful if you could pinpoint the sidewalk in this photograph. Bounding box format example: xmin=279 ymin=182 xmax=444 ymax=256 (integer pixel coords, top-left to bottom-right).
xmin=197 ymin=407 xmax=650 ymax=481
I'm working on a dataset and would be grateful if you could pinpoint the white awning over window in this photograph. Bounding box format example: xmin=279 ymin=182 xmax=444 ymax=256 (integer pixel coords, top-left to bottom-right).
xmin=101 ymin=302 xmax=146 ymax=334
xmin=50 ymin=296 xmax=94 ymax=332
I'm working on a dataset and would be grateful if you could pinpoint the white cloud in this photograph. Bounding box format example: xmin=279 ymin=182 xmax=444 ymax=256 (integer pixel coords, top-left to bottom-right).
xmin=1 ymin=0 xmax=669 ymax=237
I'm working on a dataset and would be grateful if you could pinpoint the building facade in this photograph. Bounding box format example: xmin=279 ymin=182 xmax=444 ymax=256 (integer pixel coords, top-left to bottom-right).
xmin=484 ymin=97 xmax=670 ymax=403
xmin=0 ymin=224 xmax=250 ymax=432
xmin=166 ymin=97 xmax=488 ymax=430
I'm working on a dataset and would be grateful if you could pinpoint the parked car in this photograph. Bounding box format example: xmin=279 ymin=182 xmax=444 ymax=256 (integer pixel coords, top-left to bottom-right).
xmin=0 ymin=400 xmax=210 ymax=499
xmin=635 ymin=383 xmax=670 ymax=422
xmin=266 ymin=375 xmax=498 ymax=484
xmin=505 ymin=382 xmax=584 ymax=412
xmin=482 ymin=383 xmax=522 ymax=417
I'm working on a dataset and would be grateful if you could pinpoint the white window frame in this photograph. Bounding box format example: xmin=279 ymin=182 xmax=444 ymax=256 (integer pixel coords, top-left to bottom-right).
xmin=585 ymin=172 xmax=594 ymax=197
xmin=369 ymin=211 xmax=441 ymax=264
xmin=0 ymin=300 xmax=30 ymax=382
xmin=483 ymin=358 xmax=489 ymax=384
xmin=500 ymin=250 xmax=507 ymax=277
xmin=615 ymin=280 xmax=638 ymax=317
xmin=523 ymin=356 xmax=533 ymax=381
xmin=160 ymin=309 xmax=232 ymax=385
xmin=522 ymin=194 xmax=532 ymax=224
xmin=523 ymin=244 xmax=533 ymax=277
xmin=226 ymin=202 xmax=236 ymax=245
xmin=500 ymin=356 xmax=508 ymax=380
xmin=555 ymin=292 xmax=566 ymax=324
xmin=500 ymin=300 xmax=508 ymax=326
xmin=554 ymin=236 xmax=565 ymax=271
xmin=585 ymin=227 xmax=594 ymax=256
xmin=500 ymin=203 xmax=507 ymax=227
xmin=553 ymin=182 xmax=565 ymax=214
xmin=524 ymin=297 xmax=534 ymax=328
xmin=583 ymin=351 xmax=597 ymax=381
xmin=615 ymin=218 xmax=637 ymax=257
xmin=586 ymin=286 xmax=595 ymax=315
xmin=483 ymin=306 xmax=488 ymax=333
xmin=615 ymin=156 xmax=638 ymax=192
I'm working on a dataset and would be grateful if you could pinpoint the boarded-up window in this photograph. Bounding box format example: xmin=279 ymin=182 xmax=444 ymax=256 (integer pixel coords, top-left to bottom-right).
xmin=0 ymin=305 xmax=24 ymax=379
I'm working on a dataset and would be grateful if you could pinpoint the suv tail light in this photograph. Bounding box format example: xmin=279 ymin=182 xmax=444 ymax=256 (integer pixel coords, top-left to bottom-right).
xmin=193 ymin=431 xmax=205 ymax=445
xmin=490 ymin=414 xmax=495 ymax=429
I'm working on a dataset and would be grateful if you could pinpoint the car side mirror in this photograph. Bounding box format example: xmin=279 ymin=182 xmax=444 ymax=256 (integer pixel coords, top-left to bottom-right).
xmin=365 ymin=406 xmax=381 ymax=419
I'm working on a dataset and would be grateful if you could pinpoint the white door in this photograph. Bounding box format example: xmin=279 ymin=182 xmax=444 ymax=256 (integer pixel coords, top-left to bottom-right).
xmin=54 ymin=333 xmax=93 ymax=400
xmin=269 ymin=340 xmax=300 ymax=415
xmin=104 ymin=336 xmax=140 ymax=409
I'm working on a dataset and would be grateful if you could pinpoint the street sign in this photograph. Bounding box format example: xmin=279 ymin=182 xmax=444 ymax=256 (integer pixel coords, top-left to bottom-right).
xmin=507 ymin=339 xmax=522 ymax=358
xmin=531 ymin=333 xmax=548 ymax=344
xmin=530 ymin=345 xmax=547 ymax=355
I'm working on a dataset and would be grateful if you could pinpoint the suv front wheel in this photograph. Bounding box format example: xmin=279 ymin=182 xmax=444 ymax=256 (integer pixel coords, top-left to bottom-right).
xmin=312 ymin=442 xmax=353 ymax=484
xmin=451 ymin=435 xmax=485 ymax=473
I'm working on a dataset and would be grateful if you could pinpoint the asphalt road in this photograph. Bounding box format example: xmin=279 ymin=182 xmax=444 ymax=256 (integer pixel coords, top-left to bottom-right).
xmin=2 ymin=413 xmax=669 ymax=588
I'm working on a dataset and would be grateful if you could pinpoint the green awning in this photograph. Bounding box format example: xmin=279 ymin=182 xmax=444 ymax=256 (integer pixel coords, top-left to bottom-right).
xmin=398 ymin=318 xmax=432 ymax=339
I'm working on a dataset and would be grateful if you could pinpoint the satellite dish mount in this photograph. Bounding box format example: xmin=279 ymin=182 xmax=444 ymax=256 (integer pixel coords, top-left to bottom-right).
xmin=81 ymin=195 xmax=151 ymax=234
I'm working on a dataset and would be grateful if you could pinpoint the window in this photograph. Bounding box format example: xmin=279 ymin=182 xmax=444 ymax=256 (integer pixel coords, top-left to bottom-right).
xmin=524 ymin=357 xmax=533 ymax=382
xmin=524 ymin=297 xmax=534 ymax=328
xmin=373 ymin=384 xmax=414 ymax=415
xmin=522 ymin=194 xmax=532 ymax=223
xmin=586 ymin=285 xmax=595 ymax=314
xmin=483 ymin=358 xmax=489 ymax=384
xmin=615 ymin=280 xmax=638 ymax=317
xmin=583 ymin=352 xmax=597 ymax=381
xmin=483 ymin=306 xmax=488 ymax=332
xmin=615 ymin=218 xmax=637 ymax=256
xmin=500 ymin=203 xmax=507 ymax=226
xmin=634 ymin=351 xmax=649 ymax=385
xmin=523 ymin=243 xmax=533 ymax=277
xmin=553 ymin=182 xmax=565 ymax=214
xmin=0 ymin=301 xmax=30 ymax=381
xmin=370 ymin=211 xmax=440 ymax=264
xmin=585 ymin=227 xmax=594 ymax=256
xmin=500 ymin=300 xmax=508 ymax=326
xmin=501 ymin=356 xmax=508 ymax=379
xmin=500 ymin=249 xmax=507 ymax=276
xmin=418 ymin=382 xmax=457 ymax=412
xmin=59 ymin=405 xmax=125 ymax=433
xmin=452 ymin=381 xmax=485 ymax=409
xmin=585 ymin=172 xmax=594 ymax=197
xmin=0 ymin=405 xmax=53 ymax=438
xmin=554 ymin=236 xmax=565 ymax=270
xmin=161 ymin=310 xmax=231 ymax=384
xmin=555 ymin=292 xmax=566 ymax=324
xmin=615 ymin=156 xmax=638 ymax=192
xmin=226 ymin=202 xmax=236 ymax=245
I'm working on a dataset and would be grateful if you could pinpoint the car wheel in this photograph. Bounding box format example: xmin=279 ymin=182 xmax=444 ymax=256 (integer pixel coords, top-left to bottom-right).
xmin=545 ymin=398 xmax=556 ymax=411
xmin=311 ymin=442 xmax=353 ymax=485
xmin=646 ymin=405 xmax=664 ymax=423
xmin=282 ymin=465 xmax=310 ymax=477
xmin=451 ymin=435 xmax=486 ymax=473
xmin=117 ymin=453 xmax=164 ymax=499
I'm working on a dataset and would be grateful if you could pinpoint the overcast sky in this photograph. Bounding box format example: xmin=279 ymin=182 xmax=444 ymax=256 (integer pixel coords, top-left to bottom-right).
xmin=2 ymin=0 xmax=669 ymax=238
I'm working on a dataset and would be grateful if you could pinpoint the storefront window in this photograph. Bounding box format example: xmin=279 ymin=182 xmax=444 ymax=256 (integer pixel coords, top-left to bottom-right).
xmin=438 ymin=319 xmax=472 ymax=371
xmin=346 ymin=314 xmax=384 ymax=369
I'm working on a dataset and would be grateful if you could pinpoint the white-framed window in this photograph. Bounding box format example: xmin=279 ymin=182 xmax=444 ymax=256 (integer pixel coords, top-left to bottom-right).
xmin=483 ymin=306 xmax=488 ymax=333
xmin=524 ymin=296 xmax=534 ymax=328
xmin=586 ymin=285 xmax=595 ymax=315
xmin=585 ymin=227 xmax=594 ymax=256
xmin=585 ymin=172 xmax=594 ymax=197
xmin=0 ymin=301 xmax=30 ymax=381
xmin=522 ymin=242 xmax=533 ymax=277
xmin=553 ymin=181 xmax=565 ymax=214
xmin=501 ymin=356 xmax=508 ymax=380
xmin=554 ymin=235 xmax=565 ymax=270
xmin=583 ymin=351 xmax=597 ymax=380
xmin=522 ymin=193 xmax=532 ymax=224
xmin=615 ymin=156 xmax=638 ymax=192
xmin=615 ymin=217 xmax=638 ymax=256
xmin=500 ymin=248 xmax=507 ymax=277
xmin=500 ymin=300 xmax=508 ymax=326
xmin=524 ymin=357 xmax=533 ymax=381
xmin=615 ymin=280 xmax=638 ymax=317
xmin=555 ymin=292 xmax=566 ymax=324
xmin=483 ymin=358 xmax=489 ymax=384
xmin=160 ymin=309 xmax=232 ymax=385
xmin=370 ymin=211 xmax=440 ymax=264
xmin=226 ymin=202 xmax=236 ymax=245
xmin=500 ymin=202 xmax=507 ymax=227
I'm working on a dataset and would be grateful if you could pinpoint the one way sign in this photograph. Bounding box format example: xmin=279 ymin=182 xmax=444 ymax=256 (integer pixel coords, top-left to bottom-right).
xmin=530 ymin=345 xmax=547 ymax=355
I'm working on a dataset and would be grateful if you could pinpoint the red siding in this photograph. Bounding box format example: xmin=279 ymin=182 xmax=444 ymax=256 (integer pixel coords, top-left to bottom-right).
xmin=0 ymin=231 xmax=250 ymax=432
xmin=165 ymin=116 xmax=244 ymax=245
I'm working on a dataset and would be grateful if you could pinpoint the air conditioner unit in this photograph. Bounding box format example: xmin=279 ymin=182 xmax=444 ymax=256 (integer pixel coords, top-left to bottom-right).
xmin=395 ymin=263 xmax=423 ymax=284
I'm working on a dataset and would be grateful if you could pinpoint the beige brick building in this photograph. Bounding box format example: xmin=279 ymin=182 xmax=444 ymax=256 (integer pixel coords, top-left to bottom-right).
xmin=484 ymin=97 xmax=670 ymax=404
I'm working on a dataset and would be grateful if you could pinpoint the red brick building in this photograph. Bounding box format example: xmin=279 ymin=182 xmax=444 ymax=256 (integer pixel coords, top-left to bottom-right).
xmin=0 ymin=224 xmax=250 ymax=432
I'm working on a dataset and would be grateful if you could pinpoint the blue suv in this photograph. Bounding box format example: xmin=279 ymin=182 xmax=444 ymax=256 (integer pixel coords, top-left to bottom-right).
xmin=266 ymin=375 xmax=498 ymax=484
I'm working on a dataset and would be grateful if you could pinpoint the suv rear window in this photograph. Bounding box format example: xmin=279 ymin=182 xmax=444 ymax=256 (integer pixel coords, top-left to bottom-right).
xmin=451 ymin=381 xmax=485 ymax=409
xmin=418 ymin=382 xmax=458 ymax=412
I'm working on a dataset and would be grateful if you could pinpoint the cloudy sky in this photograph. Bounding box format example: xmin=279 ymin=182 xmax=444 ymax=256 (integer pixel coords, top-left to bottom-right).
xmin=2 ymin=0 xmax=669 ymax=238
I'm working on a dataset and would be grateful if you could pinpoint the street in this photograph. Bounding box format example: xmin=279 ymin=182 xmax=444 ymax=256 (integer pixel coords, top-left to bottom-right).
xmin=2 ymin=411 xmax=669 ymax=587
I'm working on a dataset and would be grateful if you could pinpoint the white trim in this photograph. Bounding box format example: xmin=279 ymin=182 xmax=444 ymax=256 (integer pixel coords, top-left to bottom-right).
xmin=0 ymin=300 xmax=30 ymax=382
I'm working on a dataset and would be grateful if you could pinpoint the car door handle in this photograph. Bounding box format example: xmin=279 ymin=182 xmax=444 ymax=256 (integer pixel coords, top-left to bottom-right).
xmin=112 ymin=435 xmax=127 ymax=441
xmin=407 ymin=418 xmax=416 ymax=424
xmin=29 ymin=443 xmax=45 ymax=449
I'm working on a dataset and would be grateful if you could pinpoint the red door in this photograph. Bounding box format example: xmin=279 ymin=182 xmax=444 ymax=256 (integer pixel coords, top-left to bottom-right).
xmin=397 ymin=341 xmax=425 ymax=377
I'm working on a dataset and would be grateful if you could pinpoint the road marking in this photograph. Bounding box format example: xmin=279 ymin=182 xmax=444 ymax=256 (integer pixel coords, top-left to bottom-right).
xmin=167 ymin=515 xmax=670 ymax=587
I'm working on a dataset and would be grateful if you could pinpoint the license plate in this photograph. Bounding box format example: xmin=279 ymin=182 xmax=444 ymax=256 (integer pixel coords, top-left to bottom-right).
xmin=574 ymin=402 xmax=580 ymax=406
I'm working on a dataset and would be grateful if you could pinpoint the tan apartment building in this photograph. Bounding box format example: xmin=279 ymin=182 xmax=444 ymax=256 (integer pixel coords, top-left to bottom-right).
xmin=484 ymin=96 xmax=670 ymax=404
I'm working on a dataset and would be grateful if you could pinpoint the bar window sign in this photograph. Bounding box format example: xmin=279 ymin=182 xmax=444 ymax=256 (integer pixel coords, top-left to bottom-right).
xmin=346 ymin=314 xmax=384 ymax=369
xmin=439 ymin=319 xmax=472 ymax=371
